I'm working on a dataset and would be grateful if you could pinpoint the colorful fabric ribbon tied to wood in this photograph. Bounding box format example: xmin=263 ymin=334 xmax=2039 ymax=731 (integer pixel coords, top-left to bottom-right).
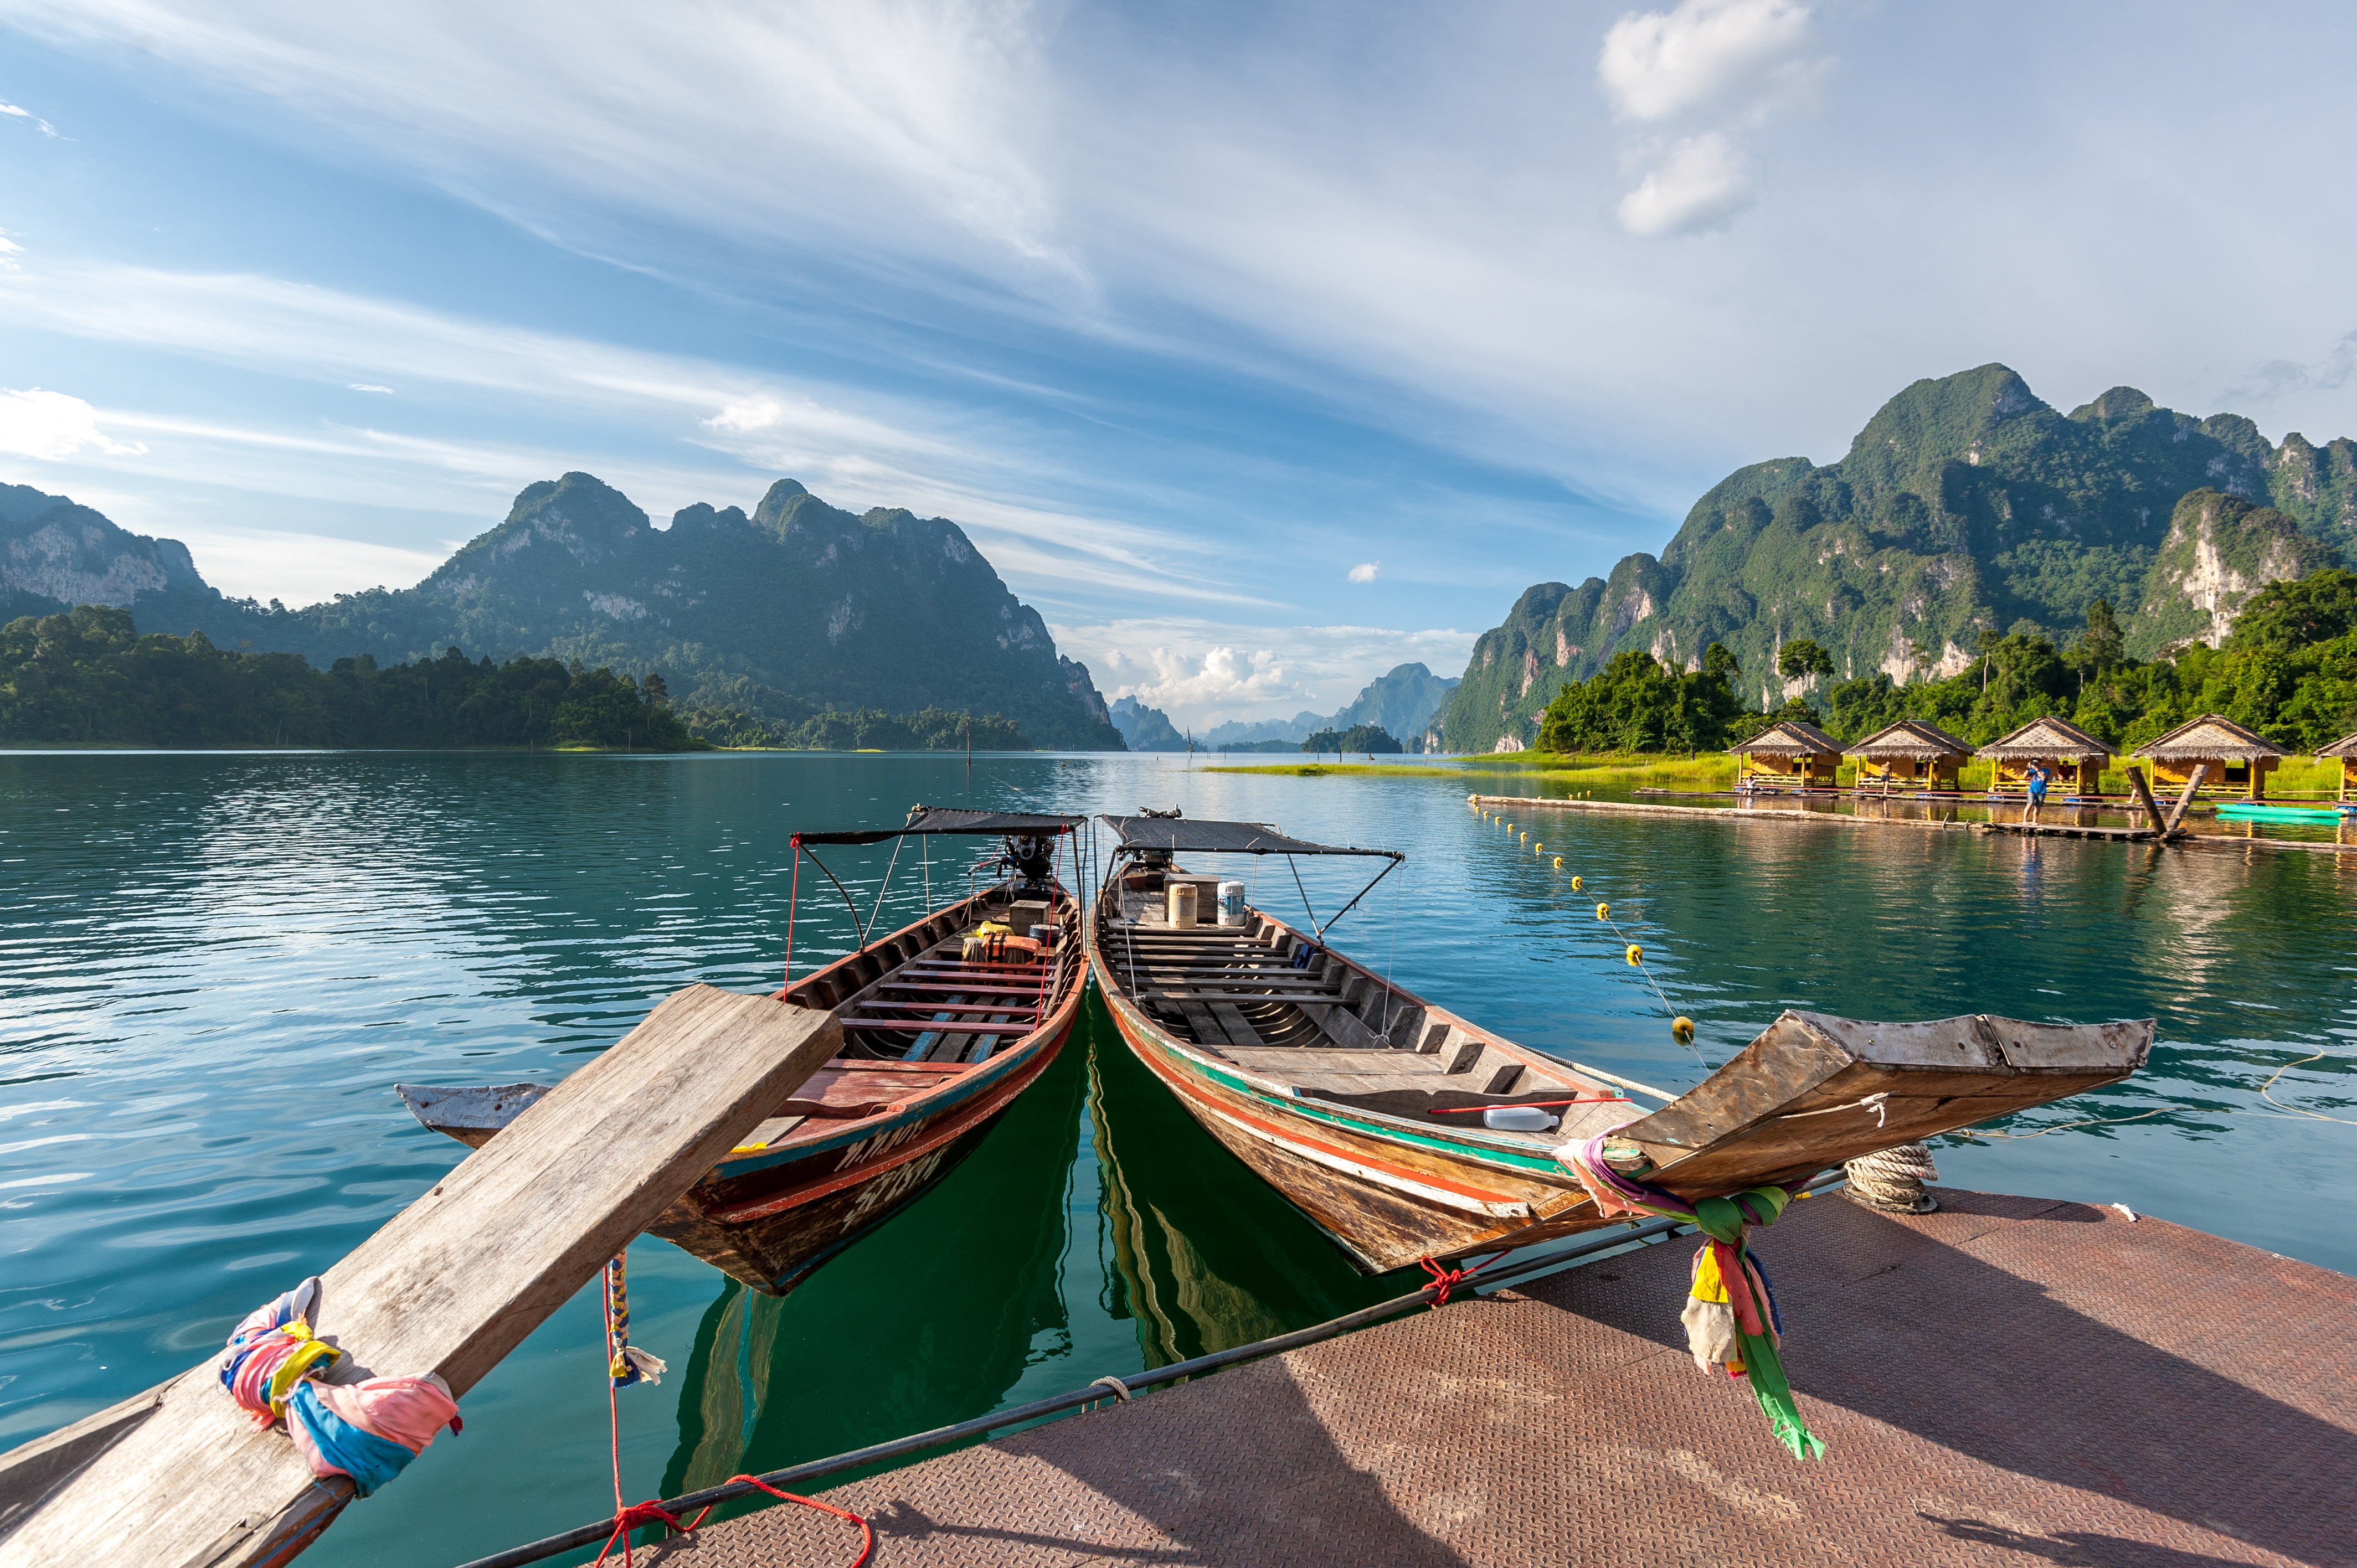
xmin=605 ymin=1252 xmax=667 ymax=1389
xmin=215 ymin=1276 xmax=463 ymax=1495
xmin=1569 ymin=1134 xmax=1825 ymax=1461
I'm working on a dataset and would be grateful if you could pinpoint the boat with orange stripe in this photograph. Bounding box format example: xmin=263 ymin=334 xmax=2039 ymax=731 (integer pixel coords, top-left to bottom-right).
xmin=402 ymin=807 xmax=1089 ymax=1294
xmin=1086 ymin=812 xmax=2153 ymax=1273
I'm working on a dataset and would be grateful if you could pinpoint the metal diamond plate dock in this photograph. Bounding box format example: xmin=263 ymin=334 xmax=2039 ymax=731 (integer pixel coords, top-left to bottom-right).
xmin=647 ymin=1190 xmax=2356 ymax=1567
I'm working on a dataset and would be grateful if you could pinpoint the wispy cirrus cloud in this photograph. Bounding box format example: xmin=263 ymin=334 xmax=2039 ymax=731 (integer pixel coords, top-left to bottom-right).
xmin=0 ymin=97 xmax=60 ymax=136
xmin=0 ymin=257 xmax=1243 ymax=601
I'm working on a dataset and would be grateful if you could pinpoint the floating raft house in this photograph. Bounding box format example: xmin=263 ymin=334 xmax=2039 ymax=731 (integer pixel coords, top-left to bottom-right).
xmin=1977 ymin=715 xmax=2111 ymax=797
xmin=2322 ymin=729 xmax=2357 ymax=802
xmin=1731 ymin=718 xmax=1842 ymax=789
xmin=2135 ymin=713 xmax=2283 ymax=800
xmin=1846 ymin=718 xmax=1973 ymax=792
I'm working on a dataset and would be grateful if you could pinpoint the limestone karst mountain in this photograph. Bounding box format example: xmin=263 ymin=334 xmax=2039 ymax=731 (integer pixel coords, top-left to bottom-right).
xmin=1434 ymin=365 xmax=2353 ymax=751
xmin=0 ymin=473 xmax=1124 ymax=749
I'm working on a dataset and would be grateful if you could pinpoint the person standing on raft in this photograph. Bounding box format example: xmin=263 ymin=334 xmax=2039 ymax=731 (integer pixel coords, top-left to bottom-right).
xmin=2023 ymin=761 xmax=2051 ymax=824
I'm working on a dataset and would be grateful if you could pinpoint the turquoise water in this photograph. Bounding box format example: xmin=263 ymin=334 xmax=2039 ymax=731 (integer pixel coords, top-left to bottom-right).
xmin=2 ymin=751 xmax=2351 ymax=1564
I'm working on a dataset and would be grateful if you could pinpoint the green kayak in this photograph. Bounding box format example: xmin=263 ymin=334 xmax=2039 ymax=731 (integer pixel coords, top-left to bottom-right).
xmin=2214 ymin=801 xmax=2352 ymax=823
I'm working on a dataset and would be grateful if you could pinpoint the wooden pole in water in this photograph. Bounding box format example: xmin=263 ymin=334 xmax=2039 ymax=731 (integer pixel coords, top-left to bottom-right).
xmin=2126 ymin=766 xmax=2169 ymax=837
xmin=2162 ymin=762 xmax=2210 ymax=835
xmin=0 ymin=986 xmax=841 ymax=1568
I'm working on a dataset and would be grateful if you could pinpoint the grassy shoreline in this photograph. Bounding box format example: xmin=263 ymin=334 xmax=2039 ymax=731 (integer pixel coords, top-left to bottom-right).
xmin=1207 ymin=750 xmax=2349 ymax=797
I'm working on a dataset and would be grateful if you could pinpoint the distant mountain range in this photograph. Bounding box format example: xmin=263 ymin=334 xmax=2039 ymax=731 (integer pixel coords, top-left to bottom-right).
xmin=1109 ymin=662 xmax=1459 ymax=752
xmin=0 ymin=473 xmax=1124 ymax=749
xmin=1432 ymin=365 xmax=2353 ymax=751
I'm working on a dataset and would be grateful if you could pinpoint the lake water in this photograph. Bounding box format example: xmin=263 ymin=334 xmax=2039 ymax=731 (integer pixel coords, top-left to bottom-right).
xmin=3 ymin=750 xmax=2351 ymax=1564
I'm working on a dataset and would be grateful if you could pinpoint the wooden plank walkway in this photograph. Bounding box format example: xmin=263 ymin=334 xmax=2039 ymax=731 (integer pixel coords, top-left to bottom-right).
xmin=651 ymin=1188 xmax=2354 ymax=1567
xmin=0 ymin=984 xmax=842 ymax=1568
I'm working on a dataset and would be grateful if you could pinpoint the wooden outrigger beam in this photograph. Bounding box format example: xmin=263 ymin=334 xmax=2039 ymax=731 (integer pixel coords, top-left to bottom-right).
xmin=0 ymin=984 xmax=841 ymax=1568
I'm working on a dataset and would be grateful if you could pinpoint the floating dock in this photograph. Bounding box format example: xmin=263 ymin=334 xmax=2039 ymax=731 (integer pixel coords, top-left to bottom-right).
xmin=1472 ymin=793 xmax=2357 ymax=854
xmin=646 ymin=1188 xmax=2353 ymax=1567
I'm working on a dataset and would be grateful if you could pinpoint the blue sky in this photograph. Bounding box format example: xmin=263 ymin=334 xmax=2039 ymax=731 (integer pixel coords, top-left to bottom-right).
xmin=5 ymin=1 xmax=2357 ymax=728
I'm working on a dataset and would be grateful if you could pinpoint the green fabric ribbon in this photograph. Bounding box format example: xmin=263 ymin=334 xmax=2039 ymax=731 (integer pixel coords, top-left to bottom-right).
xmin=1692 ymin=1188 xmax=1825 ymax=1462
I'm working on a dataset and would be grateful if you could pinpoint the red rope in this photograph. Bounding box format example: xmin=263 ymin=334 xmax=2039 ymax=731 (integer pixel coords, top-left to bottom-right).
xmin=594 ymin=1500 xmax=688 ymax=1567
xmin=1419 ymin=1257 xmax=1473 ymax=1305
xmin=783 ymin=836 xmax=801 ymax=995
xmin=675 ymin=1475 xmax=874 ymax=1566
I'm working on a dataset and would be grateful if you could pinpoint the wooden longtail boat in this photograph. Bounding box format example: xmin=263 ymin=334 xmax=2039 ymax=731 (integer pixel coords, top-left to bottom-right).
xmin=1088 ymin=813 xmax=2154 ymax=1273
xmin=401 ymin=807 xmax=1090 ymax=1295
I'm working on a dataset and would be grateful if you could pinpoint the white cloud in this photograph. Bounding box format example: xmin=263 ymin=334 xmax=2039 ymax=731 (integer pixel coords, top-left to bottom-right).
xmin=1617 ymin=133 xmax=1754 ymax=238
xmin=171 ymin=526 xmax=452 ymax=603
xmin=1346 ymin=560 xmax=1379 ymax=583
xmin=0 ymin=99 xmax=61 ymax=137
xmin=1599 ymin=0 xmax=1814 ymax=122
xmin=1055 ymin=615 xmax=1476 ymax=730
xmin=349 ymin=382 xmax=392 ymax=393
xmin=0 ymin=387 xmax=147 ymax=460
xmin=1600 ymin=0 xmax=1820 ymax=240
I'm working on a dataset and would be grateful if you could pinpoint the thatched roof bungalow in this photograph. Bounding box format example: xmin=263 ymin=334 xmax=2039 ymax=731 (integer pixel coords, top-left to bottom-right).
xmin=2320 ymin=730 xmax=2357 ymax=803
xmin=1846 ymin=719 xmax=1973 ymax=792
xmin=1978 ymin=715 xmax=2111 ymax=797
xmin=1731 ymin=718 xmax=1841 ymax=790
xmin=2135 ymin=714 xmax=2284 ymax=800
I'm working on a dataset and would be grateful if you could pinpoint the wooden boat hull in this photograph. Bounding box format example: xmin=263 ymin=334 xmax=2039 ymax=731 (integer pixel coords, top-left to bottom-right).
xmin=645 ymin=1016 xmax=1074 ymax=1292
xmin=406 ymin=878 xmax=1086 ymax=1295
xmin=1089 ymin=862 xmax=2152 ymax=1275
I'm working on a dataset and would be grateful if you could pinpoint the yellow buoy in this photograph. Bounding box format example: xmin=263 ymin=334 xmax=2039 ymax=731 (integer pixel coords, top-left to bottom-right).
xmin=1596 ymin=902 xmax=1610 ymax=920
xmin=1570 ymin=875 xmax=1582 ymax=890
xmin=1552 ymin=856 xmax=1562 ymax=868
xmin=1672 ymin=1015 xmax=1695 ymax=1043
xmin=1626 ymin=943 xmax=1642 ymax=965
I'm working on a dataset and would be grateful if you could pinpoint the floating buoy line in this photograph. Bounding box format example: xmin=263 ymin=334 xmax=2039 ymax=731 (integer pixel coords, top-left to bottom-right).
xmin=1470 ymin=797 xmax=1697 ymax=1053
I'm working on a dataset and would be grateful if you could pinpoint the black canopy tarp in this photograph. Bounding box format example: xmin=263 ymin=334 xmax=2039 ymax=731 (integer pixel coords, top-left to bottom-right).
xmin=796 ymin=806 xmax=1083 ymax=845
xmin=1098 ymin=814 xmax=1400 ymax=859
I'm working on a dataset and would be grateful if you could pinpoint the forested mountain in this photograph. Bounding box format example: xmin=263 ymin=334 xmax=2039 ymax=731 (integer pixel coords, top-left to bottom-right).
xmin=1108 ymin=695 xmax=1190 ymax=751
xmin=1434 ymin=365 xmax=2353 ymax=751
xmin=0 ymin=474 xmax=1124 ymax=749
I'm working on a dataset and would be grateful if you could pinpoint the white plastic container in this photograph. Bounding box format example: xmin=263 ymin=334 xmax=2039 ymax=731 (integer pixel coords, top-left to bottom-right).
xmin=1166 ymin=883 xmax=1198 ymax=928
xmin=1217 ymin=880 xmax=1247 ymax=927
xmin=1481 ymin=1105 xmax=1559 ymax=1132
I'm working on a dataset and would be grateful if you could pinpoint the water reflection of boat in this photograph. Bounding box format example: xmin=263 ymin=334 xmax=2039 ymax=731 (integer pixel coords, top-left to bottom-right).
xmin=661 ymin=1033 xmax=1090 ymax=1497
xmin=1090 ymin=812 xmax=2154 ymax=1273
xmin=1087 ymin=1008 xmax=1385 ymax=1367
xmin=400 ymin=808 xmax=1088 ymax=1295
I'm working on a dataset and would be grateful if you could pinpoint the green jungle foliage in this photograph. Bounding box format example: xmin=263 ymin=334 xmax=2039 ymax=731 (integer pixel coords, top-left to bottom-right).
xmin=1437 ymin=365 xmax=2354 ymax=752
xmin=1812 ymin=568 xmax=2357 ymax=751
xmin=1300 ymin=723 xmax=1403 ymax=754
xmin=2 ymin=606 xmax=696 ymax=749
xmin=681 ymin=705 xmax=1027 ymax=751
xmin=1536 ymin=644 xmax=1749 ymax=753
xmin=1519 ymin=568 xmax=2357 ymax=757
xmin=1216 ymin=738 xmax=1298 ymax=753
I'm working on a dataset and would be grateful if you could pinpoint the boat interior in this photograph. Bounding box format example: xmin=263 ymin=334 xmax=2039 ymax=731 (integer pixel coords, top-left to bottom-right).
xmin=405 ymin=880 xmax=1085 ymax=1162
xmin=1097 ymin=859 xmax=1639 ymax=1142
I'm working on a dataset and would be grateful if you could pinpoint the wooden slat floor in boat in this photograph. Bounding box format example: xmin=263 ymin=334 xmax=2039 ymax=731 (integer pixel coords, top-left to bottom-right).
xmin=644 ymin=1189 xmax=2355 ymax=1568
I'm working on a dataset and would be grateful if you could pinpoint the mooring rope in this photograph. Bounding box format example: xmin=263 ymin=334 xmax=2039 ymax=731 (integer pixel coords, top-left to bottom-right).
xmin=1844 ymin=1142 xmax=1939 ymax=1214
